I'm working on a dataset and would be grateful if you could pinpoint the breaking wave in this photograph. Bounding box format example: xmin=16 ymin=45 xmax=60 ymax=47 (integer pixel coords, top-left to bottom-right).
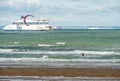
xmin=0 ymin=58 xmax=120 ymax=63
xmin=0 ymin=49 xmax=119 ymax=55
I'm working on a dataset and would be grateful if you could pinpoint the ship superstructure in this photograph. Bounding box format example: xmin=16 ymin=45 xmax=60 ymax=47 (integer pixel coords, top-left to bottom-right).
xmin=3 ymin=15 xmax=53 ymax=31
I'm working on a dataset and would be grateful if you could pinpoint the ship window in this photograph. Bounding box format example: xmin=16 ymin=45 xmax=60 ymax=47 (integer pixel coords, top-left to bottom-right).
xmin=27 ymin=22 xmax=49 ymax=24
xmin=12 ymin=22 xmax=49 ymax=25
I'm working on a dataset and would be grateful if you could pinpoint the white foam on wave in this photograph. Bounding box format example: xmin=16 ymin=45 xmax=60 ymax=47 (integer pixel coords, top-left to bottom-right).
xmin=42 ymin=55 xmax=48 ymax=59
xmin=0 ymin=58 xmax=40 ymax=62
xmin=0 ymin=76 xmax=119 ymax=80
xmin=74 ymin=50 xmax=118 ymax=55
xmin=37 ymin=44 xmax=53 ymax=47
xmin=0 ymin=49 xmax=16 ymax=52
xmin=0 ymin=49 xmax=119 ymax=55
xmin=14 ymin=42 xmax=20 ymax=44
xmin=1 ymin=76 xmax=119 ymax=81
xmin=56 ymin=42 xmax=66 ymax=45
xmin=0 ymin=58 xmax=120 ymax=63
xmin=37 ymin=42 xmax=66 ymax=47
xmin=46 ymin=50 xmax=119 ymax=55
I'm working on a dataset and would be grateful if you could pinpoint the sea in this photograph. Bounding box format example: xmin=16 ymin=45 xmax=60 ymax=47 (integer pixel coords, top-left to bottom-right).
xmin=0 ymin=28 xmax=120 ymax=69
xmin=0 ymin=28 xmax=120 ymax=80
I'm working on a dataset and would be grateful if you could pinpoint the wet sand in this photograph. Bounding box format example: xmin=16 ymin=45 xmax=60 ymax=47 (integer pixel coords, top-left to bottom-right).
xmin=0 ymin=68 xmax=120 ymax=77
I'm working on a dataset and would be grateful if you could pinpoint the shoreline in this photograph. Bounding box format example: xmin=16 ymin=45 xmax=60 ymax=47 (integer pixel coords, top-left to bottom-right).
xmin=0 ymin=68 xmax=120 ymax=77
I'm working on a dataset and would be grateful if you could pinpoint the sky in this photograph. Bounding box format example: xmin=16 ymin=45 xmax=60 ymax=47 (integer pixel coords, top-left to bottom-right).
xmin=0 ymin=0 xmax=120 ymax=27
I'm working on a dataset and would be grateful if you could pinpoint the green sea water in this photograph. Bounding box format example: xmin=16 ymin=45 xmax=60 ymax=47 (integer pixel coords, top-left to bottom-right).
xmin=0 ymin=29 xmax=120 ymax=51
xmin=0 ymin=29 xmax=120 ymax=63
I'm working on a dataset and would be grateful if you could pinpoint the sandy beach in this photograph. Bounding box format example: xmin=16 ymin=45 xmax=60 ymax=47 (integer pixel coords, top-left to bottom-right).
xmin=0 ymin=68 xmax=120 ymax=77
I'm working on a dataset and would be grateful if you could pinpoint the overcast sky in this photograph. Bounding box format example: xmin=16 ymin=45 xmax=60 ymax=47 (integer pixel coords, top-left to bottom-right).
xmin=0 ymin=0 xmax=120 ymax=26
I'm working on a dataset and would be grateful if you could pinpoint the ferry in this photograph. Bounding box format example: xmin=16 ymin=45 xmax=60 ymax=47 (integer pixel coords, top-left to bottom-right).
xmin=2 ymin=15 xmax=57 ymax=31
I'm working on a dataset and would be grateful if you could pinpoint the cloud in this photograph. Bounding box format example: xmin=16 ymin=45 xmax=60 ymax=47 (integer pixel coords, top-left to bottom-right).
xmin=6 ymin=0 xmax=41 ymax=7
xmin=25 ymin=0 xmax=40 ymax=5
xmin=38 ymin=0 xmax=107 ymax=16
xmin=0 ymin=0 xmax=41 ymax=11
xmin=1 ymin=0 xmax=119 ymax=16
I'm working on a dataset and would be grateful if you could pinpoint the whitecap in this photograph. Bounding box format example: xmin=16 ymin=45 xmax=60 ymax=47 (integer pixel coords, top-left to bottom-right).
xmin=0 ymin=58 xmax=114 ymax=62
xmin=0 ymin=58 xmax=120 ymax=63
xmin=0 ymin=49 xmax=16 ymax=52
xmin=42 ymin=55 xmax=48 ymax=59
xmin=56 ymin=42 xmax=66 ymax=45
xmin=73 ymin=50 xmax=118 ymax=55
xmin=0 ymin=50 xmax=119 ymax=55
xmin=37 ymin=44 xmax=53 ymax=47
xmin=14 ymin=42 xmax=20 ymax=44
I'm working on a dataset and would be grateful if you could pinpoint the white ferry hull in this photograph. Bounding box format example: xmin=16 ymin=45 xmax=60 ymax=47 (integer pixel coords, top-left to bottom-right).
xmin=3 ymin=15 xmax=54 ymax=31
xmin=3 ymin=25 xmax=51 ymax=31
